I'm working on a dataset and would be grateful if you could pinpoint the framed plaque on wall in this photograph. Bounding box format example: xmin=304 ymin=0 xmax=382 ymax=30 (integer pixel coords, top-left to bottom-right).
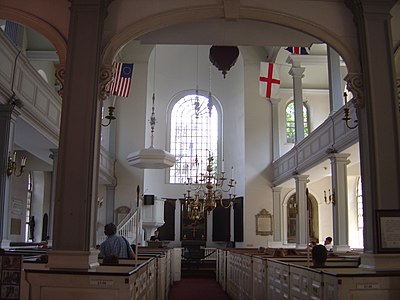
xmin=376 ymin=210 xmax=400 ymax=253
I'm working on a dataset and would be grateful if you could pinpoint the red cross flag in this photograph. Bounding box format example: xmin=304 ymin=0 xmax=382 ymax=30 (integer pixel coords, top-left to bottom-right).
xmin=259 ymin=62 xmax=281 ymax=99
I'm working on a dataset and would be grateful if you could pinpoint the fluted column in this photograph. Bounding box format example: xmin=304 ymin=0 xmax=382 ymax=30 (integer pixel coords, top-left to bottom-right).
xmin=288 ymin=62 xmax=306 ymax=143
xmin=0 ymin=105 xmax=19 ymax=249
xmin=294 ymin=174 xmax=309 ymax=248
xmin=48 ymin=0 xmax=110 ymax=270
xmin=270 ymin=98 xmax=281 ymax=160
xmin=329 ymin=153 xmax=351 ymax=253
xmin=327 ymin=46 xmax=343 ymax=113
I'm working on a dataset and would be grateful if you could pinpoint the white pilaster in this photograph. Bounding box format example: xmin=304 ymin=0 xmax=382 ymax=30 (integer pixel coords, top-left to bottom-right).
xmin=327 ymin=46 xmax=343 ymax=113
xmin=346 ymin=0 xmax=400 ymax=270
xmin=270 ymin=98 xmax=281 ymax=161
xmin=329 ymin=153 xmax=351 ymax=253
xmin=272 ymin=186 xmax=282 ymax=241
xmin=287 ymin=60 xmax=305 ymax=143
xmin=48 ymin=148 xmax=59 ymax=247
xmin=294 ymin=174 xmax=309 ymax=249
xmin=0 ymin=105 xmax=20 ymax=249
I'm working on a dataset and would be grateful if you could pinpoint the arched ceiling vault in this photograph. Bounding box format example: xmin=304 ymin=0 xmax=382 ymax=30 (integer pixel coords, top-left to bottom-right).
xmin=102 ymin=5 xmax=360 ymax=74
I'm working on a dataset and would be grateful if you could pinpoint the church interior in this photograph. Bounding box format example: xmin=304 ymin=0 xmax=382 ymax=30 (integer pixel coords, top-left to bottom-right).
xmin=0 ymin=0 xmax=400 ymax=299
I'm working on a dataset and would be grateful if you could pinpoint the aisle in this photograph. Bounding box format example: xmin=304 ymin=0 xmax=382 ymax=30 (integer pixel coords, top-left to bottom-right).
xmin=168 ymin=277 xmax=232 ymax=300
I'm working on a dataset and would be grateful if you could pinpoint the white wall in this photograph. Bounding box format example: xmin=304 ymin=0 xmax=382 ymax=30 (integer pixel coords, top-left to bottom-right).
xmin=111 ymin=43 xmax=361 ymax=250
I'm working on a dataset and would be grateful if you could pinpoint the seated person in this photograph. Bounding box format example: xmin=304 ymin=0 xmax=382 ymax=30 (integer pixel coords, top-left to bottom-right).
xmin=273 ymin=248 xmax=285 ymax=257
xmin=99 ymin=223 xmax=135 ymax=259
xmin=311 ymin=244 xmax=328 ymax=267
xmin=150 ymin=229 xmax=160 ymax=241
xmin=324 ymin=236 xmax=333 ymax=251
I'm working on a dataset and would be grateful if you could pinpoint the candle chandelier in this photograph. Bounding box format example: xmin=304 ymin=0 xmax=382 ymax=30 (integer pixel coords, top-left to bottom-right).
xmin=183 ymin=151 xmax=237 ymax=223
xmin=182 ymin=46 xmax=237 ymax=223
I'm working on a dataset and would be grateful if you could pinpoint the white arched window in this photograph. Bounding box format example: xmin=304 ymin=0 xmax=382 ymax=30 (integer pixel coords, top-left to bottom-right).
xmin=168 ymin=91 xmax=220 ymax=184
xmin=25 ymin=172 xmax=33 ymax=242
xmin=285 ymin=101 xmax=309 ymax=143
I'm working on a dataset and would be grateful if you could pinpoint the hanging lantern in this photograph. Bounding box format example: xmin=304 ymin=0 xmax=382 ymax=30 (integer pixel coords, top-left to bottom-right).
xmin=209 ymin=46 xmax=239 ymax=78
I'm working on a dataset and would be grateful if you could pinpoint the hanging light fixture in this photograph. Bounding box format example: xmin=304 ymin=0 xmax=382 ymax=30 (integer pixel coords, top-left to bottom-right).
xmin=127 ymin=46 xmax=176 ymax=169
xmin=209 ymin=45 xmax=239 ymax=78
xmin=183 ymin=48 xmax=237 ymax=223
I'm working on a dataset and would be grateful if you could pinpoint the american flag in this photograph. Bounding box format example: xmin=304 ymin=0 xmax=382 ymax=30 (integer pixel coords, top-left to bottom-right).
xmin=285 ymin=47 xmax=310 ymax=55
xmin=5 ymin=20 xmax=20 ymax=46
xmin=109 ymin=63 xmax=134 ymax=97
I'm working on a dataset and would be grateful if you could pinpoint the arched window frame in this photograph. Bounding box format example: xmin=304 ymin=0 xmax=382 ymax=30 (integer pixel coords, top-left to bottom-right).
xmin=356 ymin=176 xmax=363 ymax=230
xmin=25 ymin=171 xmax=33 ymax=242
xmin=167 ymin=89 xmax=223 ymax=184
xmin=285 ymin=100 xmax=310 ymax=143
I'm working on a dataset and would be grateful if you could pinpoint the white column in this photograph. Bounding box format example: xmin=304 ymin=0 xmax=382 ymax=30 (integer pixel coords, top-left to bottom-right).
xmin=287 ymin=62 xmax=306 ymax=143
xmin=0 ymin=105 xmax=19 ymax=249
xmin=294 ymin=174 xmax=309 ymax=249
xmin=48 ymin=0 xmax=109 ymax=270
xmin=327 ymin=46 xmax=343 ymax=113
xmin=272 ymin=186 xmax=282 ymax=242
xmin=270 ymin=98 xmax=281 ymax=160
xmin=346 ymin=0 xmax=400 ymax=270
xmin=48 ymin=148 xmax=59 ymax=247
xmin=329 ymin=153 xmax=351 ymax=253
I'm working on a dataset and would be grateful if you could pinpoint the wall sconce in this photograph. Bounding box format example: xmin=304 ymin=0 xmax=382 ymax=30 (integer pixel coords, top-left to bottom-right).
xmin=7 ymin=151 xmax=27 ymax=177
xmin=101 ymin=106 xmax=116 ymax=127
xmin=97 ymin=197 xmax=104 ymax=208
xmin=342 ymin=92 xmax=358 ymax=129
xmin=324 ymin=189 xmax=335 ymax=205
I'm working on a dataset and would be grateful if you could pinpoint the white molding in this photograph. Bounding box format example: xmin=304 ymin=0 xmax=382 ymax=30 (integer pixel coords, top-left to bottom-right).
xmin=26 ymin=50 xmax=59 ymax=62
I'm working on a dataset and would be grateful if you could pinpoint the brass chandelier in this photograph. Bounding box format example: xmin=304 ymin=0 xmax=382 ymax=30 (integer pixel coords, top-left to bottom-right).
xmin=182 ymin=45 xmax=237 ymax=223
xmin=183 ymin=150 xmax=237 ymax=222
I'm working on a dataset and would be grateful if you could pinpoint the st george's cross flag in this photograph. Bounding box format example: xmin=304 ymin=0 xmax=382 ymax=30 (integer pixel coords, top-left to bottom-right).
xmin=285 ymin=47 xmax=310 ymax=55
xmin=259 ymin=62 xmax=281 ymax=99
xmin=109 ymin=63 xmax=134 ymax=97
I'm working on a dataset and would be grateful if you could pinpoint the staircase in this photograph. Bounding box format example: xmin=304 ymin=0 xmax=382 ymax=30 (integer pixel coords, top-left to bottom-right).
xmin=117 ymin=208 xmax=140 ymax=244
xmin=97 ymin=207 xmax=141 ymax=245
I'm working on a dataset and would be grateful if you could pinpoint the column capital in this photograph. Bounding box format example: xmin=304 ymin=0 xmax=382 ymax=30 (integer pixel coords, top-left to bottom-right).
xmin=288 ymin=66 xmax=305 ymax=78
xmin=269 ymin=97 xmax=281 ymax=105
xmin=272 ymin=186 xmax=283 ymax=192
xmin=344 ymin=72 xmax=364 ymax=108
xmin=99 ymin=64 xmax=114 ymax=101
xmin=0 ymin=104 xmax=21 ymax=120
xmin=293 ymin=174 xmax=309 ymax=183
xmin=328 ymin=152 xmax=351 ymax=163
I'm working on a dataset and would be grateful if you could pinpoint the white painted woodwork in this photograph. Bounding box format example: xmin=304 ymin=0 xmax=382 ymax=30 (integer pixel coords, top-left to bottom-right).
xmin=273 ymin=103 xmax=358 ymax=186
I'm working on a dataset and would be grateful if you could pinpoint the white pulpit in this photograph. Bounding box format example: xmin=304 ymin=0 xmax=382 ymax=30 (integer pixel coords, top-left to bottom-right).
xmin=141 ymin=196 xmax=165 ymax=241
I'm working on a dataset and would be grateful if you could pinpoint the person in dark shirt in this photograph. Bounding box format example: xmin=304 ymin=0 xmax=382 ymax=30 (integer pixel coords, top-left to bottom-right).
xmin=150 ymin=228 xmax=160 ymax=241
xmin=311 ymin=244 xmax=328 ymax=267
xmin=99 ymin=223 xmax=135 ymax=259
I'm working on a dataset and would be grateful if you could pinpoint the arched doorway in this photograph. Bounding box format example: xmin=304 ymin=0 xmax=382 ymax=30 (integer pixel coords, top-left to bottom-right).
xmin=287 ymin=193 xmax=319 ymax=243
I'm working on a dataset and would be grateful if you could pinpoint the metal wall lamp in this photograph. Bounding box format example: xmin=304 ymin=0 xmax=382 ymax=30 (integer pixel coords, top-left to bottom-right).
xmin=7 ymin=151 xmax=27 ymax=177
xmin=342 ymin=92 xmax=358 ymax=129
